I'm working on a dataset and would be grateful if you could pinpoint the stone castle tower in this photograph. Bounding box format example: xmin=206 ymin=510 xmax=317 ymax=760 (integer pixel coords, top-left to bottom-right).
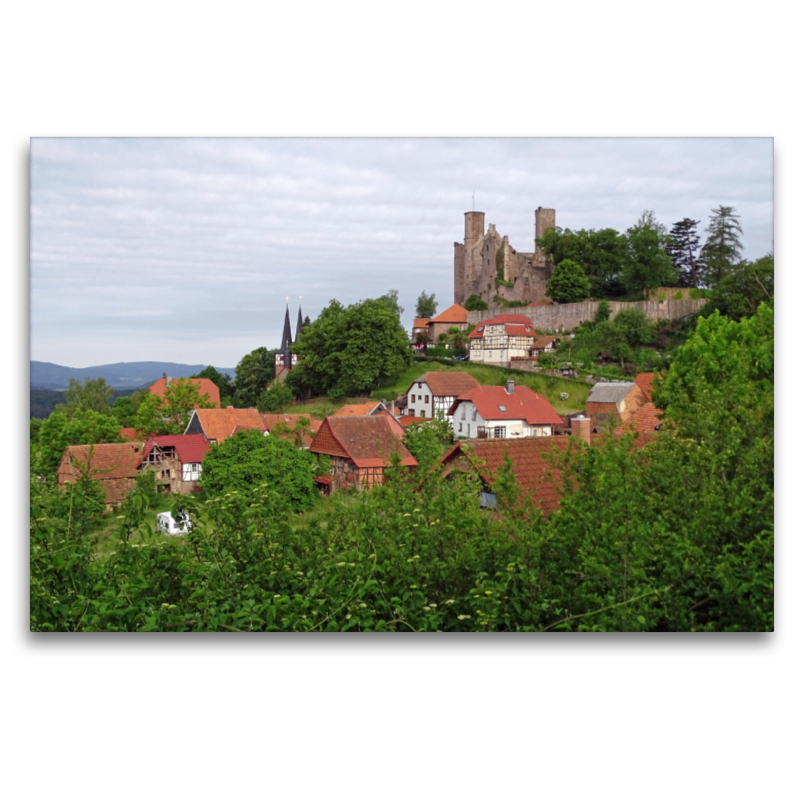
xmin=454 ymin=206 xmax=556 ymax=306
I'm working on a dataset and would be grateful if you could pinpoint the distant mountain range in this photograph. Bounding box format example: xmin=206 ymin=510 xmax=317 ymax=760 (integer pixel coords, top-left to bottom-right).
xmin=30 ymin=361 xmax=236 ymax=391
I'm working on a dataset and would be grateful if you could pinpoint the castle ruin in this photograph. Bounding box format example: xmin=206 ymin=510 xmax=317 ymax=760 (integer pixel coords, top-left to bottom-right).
xmin=454 ymin=207 xmax=556 ymax=306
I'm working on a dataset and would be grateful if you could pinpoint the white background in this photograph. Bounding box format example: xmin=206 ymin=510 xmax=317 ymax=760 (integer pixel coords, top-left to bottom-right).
xmin=5 ymin=2 xmax=795 ymax=798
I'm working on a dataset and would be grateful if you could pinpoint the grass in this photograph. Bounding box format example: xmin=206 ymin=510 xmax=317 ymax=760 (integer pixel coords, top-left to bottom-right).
xmin=283 ymin=396 xmax=375 ymax=419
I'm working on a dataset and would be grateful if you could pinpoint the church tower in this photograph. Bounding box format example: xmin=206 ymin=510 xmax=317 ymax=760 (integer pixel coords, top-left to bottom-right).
xmin=275 ymin=301 xmax=298 ymax=384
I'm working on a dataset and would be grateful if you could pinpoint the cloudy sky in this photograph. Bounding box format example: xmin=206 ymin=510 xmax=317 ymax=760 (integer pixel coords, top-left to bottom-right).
xmin=30 ymin=137 xmax=773 ymax=369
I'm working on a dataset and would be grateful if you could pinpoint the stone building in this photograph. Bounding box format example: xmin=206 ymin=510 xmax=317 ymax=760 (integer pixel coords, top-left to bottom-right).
xmin=454 ymin=207 xmax=556 ymax=306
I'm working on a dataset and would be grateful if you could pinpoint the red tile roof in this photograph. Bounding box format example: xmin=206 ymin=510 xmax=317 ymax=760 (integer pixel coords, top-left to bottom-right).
xmin=259 ymin=413 xmax=321 ymax=446
xmin=58 ymin=442 xmax=144 ymax=505
xmin=429 ymin=304 xmax=468 ymax=324
xmin=406 ymin=371 xmax=480 ymax=398
xmin=119 ymin=427 xmax=138 ymax=441
xmin=531 ymin=335 xmax=559 ymax=349
xmin=332 ymin=402 xmax=383 ymax=417
xmin=528 ymin=301 xmax=552 ymax=307
xmin=615 ymin=402 xmax=664 ymax=438
xmin=449 ymin=385 xmax=562 ymax=425
xmin=189 ymin=407 xmax=264 ymax=443
xmin=310 ymin=416 xmax=417 ymax=468
xmin=141 ymin=434 xmax=211 ymax=464
xmin=149 ymin=377 xmax=221 ymax=408
xmin=413 ymin=318 xmax=431 ymax=329
xmin=441 ymin=437 xmax=579 ymax=516
xmin=468 ymin=314 xmax=535 ymax=339
xmin=634 ymin=372 xmax=659 ymax=402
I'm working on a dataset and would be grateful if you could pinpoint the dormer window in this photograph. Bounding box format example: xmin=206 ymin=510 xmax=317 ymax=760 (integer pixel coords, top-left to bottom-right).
xmin=498 ymin=405 xmax=507 ymax=412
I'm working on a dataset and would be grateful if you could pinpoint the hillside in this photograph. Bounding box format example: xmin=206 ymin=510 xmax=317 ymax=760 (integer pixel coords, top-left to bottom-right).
xmin=30 ymin=360 xmax=236 ymax=390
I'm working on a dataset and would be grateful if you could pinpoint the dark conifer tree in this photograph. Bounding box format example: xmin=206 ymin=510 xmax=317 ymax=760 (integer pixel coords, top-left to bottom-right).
xmin=666 ymin=218 xmax=703 ymax=288
xmin=700 ymin=206 xmax=744 ymax=288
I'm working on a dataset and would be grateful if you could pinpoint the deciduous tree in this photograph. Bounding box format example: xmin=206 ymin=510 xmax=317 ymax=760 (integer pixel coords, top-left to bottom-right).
xmin=57 ymin=377 xmax=114 ymax=418
xmin=134 ymin=378 xmax=216 ymax=436
xmin=234 ymin=347 xmax=276 ymax=408
xmin=415 ymin=291 xmax=438 ymax=319
xmin=546 ymin=259 xmax=592 ymax=303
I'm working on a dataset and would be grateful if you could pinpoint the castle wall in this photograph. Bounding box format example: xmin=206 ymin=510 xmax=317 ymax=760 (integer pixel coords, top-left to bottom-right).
xmin=466 ymin=298 xmax=709 ymax=332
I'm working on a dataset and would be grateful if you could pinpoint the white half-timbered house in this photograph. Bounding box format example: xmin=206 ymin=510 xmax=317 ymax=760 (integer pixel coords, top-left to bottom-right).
xmin=404 ymin=371 xmax=480 ymax=425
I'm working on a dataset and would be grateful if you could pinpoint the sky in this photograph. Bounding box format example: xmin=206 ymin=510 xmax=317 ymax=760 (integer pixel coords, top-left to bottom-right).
xmin=30 ymin=136 xmax=773 ymax=369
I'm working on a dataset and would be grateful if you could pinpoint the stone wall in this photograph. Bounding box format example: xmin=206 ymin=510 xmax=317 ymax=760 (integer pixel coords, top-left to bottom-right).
xmin=467 ymin=298 xmax=708 ymax=332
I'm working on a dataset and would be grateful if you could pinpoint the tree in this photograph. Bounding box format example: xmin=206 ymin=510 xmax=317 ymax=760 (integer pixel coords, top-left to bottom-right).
xmin=287 ymin=298 xmax=412 ymax=398
xmin=630 ymin=209 xmax=670 ymax=245
xmin=199 ymin=428 xmax=317 ymax=510
xmin=402 ymin=414 xmax=454 ymax=471
xmin=700 ymin=206 xmax=743 ymax=288
xmin=622 ymin=226 xmax=677 ymax=296
xmin=594 ymin=300 xmax=611 ymax=324
xmin=702 ymin=254 xmax=774 ymax=321
xmin=464 ymin=294 xmax=488 ymax=311
xmin=191 ymin=366 xmax=235 ymax=405
xmin=57 ymin=377 xmax=114 ymax=418
xmin=415 ymin=291 xmax=438 ymax=319
xmin=134 ymin=378 xmax=216 ymax=436
xmin=111 ymin=396 xmax=137 ymax=427
xmin=665 ymin=218 xmax=704 ymax=288
xmin=234 ymin=347 xmax=276 ymax=408
xmin=546 ymin=259 xmax=592 ymax=303
xmin=36 ymin=409 xmax=123 ymax=477
xmin=611 ymin=308 xmax=654 ymax=348
xmin=378 ymin=289 xmax=404 ymax=318
xmin=257 ymin=379 xmax=294 ymax=413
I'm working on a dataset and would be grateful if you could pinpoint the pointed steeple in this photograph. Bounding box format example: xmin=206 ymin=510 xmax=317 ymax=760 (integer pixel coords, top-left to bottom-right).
xmin=295 ymin=299 xmax=304 ymax=343
xmin=280 ymin=301 xmax=293 ymax=368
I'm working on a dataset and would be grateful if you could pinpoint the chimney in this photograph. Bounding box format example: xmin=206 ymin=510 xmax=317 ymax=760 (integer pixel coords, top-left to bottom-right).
xmin=571 ymin=414 xmax=592 ymax=445
xmin=227 ymin=405 xmax=234 ymax=409
xmin=506 ymin=380 xmax=515 ymax=394
xmin=166 ymin=376 xmax=172 ymax=386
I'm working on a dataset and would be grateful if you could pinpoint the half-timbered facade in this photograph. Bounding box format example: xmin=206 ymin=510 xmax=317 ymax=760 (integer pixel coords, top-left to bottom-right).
xmin=448 ymin=381 xmax=562 ymax=439
xmin=58 ymin=442 xmax=144 ymax=509
xmin=467 ymin=314 xmax=536 ymax=364
xmin=309 ymin=415 xmax=417 ymax=494
xmin=140 ymin=434 xmax=210 ymax=494
xmin=404 ymin=371 xmax=480 ymax=423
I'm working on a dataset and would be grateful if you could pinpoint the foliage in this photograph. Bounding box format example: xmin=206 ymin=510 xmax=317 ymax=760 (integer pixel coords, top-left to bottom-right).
xmin=611 ymin=309 xmax=655 ymax=347
xmin=134 ymin=377 xmax=217 ymax=436
xmin=199 ymin=428 xmax=317 ymax=510
xmin=35 ymin=409 xmax=123 ymax=478
xmin=701 ymin=254 xmax=774 ymax=321
xmin=402 ymin=414 xmax=454 ymax=470
xmin=666 ymin=218 xmax=704 ymax=288
xmin=595 ymin=299 xmax=611 ymax=324
xmin=57 ymin=377 xmax=114 ymax=418
xmin=269 ymin=416 xmax=313 ymax=449
xmin=287 ymin=298 xmax=412 ymax=398
xmin=111 ymin=396 xmax=137 ymax=427
xmin=464 ymin=294 xmax=488 ymax=311
xmin=257 ymin=379 xmax=294 ymax=413
xmin=546 ymin=259 xmax=592 ymax=303
xmin=622 ymin=226 xmax=677 ymax=295
xmin=700 ymin=206 xmax=744 ymax=288
xmin=378 ymin=289 xmax=404 ymax=318
xmin=234 ymin=347 xmax=277 ymax=408
xmin=191 ymin=366 xmax=235 ymax=405
xmin=415 ymin=291 xmax=437 ymax=319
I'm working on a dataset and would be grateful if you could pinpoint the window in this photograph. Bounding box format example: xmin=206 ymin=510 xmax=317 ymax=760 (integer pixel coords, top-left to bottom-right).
xmin=494 ymin=427 xmax=507 ymax=439
xmin=425 ymin=395 xmax=429 ymax=403
xmin=498 ymin=405 xmax=507 ymax=412
xmin=420 ymin=410 xmax=426 ymax=419
xmin=417 ymin=382 xmax=422 ymax=388
xmin=411 ymin=394 xmax=415 ymax=402
xmin=458 ymin=423 xmax=463 ymax=432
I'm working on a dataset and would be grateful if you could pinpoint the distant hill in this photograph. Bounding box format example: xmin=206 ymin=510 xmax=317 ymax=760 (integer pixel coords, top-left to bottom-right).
xmin=30 ymin=361 xmax=236 ymax=391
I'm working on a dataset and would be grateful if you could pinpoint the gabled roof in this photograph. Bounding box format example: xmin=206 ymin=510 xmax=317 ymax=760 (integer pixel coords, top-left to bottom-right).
xmin=406 ymin=371 xmax=480 ymax=398
xmin=332 ymin=401 xmax=385 ymax=417
xmin=587 ymin=382 xmax=637 ymax=404
xmin=141 ymin=434 xmax=211 ymax=464
xmin=310 ymin=416 xmax=417 ymax=468
xmin=188 ymin=407 xmax=265 ymax=443
xmin=448 ymin=385 xmax=562 ymax=425
xmin=531 ymin=335 xmax=559 ymax=349
xmin=413 ymin=318 xmax=431 ymax=329
xmin=58 ymin=442 xmax=144 ymax=504
xmin=429 ymin=304 xmax=468 ymax=324
xmin=440 ymin=437 xmax=578 ymax=516
xmin=148 ymin=377 xmax=221 ymax=409
xmin=634 ymin=372 xmax=658 ymax=402
xmin=468 ymin=314 xmax=535 ymax=339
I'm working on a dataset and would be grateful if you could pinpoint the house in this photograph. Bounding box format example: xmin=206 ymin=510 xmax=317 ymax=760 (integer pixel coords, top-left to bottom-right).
xmin=426 ymin=304 xmax=469 ymax=343
xmin=404 ymin=371 xmax=480 ymax=422
xmin=585 ymin=382 xmax=649 ymax=428
xmin=332 ymin=401 xmax=388 ymax=417
xmin=528 ymin=335 xmax=560 ymax=358
xmin=309 ymin=415 xmax=417 ymax=494
xmin=58 ymin=442 xmax=144 ymax=508
xmin=412 ymin=318 xmax=432 ymax=341
xmin=185 ymin=407 xmax=265 ymax=443
xmin=447 ymin=380 xmax=563 ymax=440
xmin=634 ymin=372 xmax=659 ymax=402
xmin=139 ymin=434 xmax=210 ymax=494
xmin=149 ymin=377 xmax=221 ymax=408
xmin=614 ymin=402 xmax=664 ymax=438
xmin=440 ymin=432 xmax=584 ymax=515
xmin=467 ymin=314 xmax=537 ymax=364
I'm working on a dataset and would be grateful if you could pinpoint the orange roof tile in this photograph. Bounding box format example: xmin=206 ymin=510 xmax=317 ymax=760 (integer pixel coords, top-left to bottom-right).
xmin=615 ymin=402 xmax=664 ymax=438
xmin=407 ymin=371 xmax=480 ymax=398
xmin=189 ymin=407 xmax=264 ymax=443
xmin=58 ymin=442 xmax=144 ymax=505
xmin=149 ymin=377 xmax=221 ymax=409
xmin=413 ymin=318 xmax=431 ymax=329
xmin=429 ymin=304 xmax=468 ymax=324
xmin=310 ymin=416 xmax=417 ymax=468
xmin=634 ymin=372 xmax=659 ymax=402
xmin=468 ymin=314 xmax=535 ymax=339
xmin=259 ymin=413 xmax=321 ymax=446
xmin=332 ymin=402 xmax=383 ymax=417
xmin=449 ymin=385 xmax=562 ymax=426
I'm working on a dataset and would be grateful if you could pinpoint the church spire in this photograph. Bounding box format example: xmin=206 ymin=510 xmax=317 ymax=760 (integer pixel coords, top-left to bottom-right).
xmin=280 ymin=299 xmax=293 ymax=368
xmin=295 ymin=296 xmax=304 ymax=343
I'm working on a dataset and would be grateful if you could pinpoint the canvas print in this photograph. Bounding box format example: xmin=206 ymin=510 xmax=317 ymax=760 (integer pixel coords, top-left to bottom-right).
xmin=30 ymin=137 xmax=774 ymax=632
